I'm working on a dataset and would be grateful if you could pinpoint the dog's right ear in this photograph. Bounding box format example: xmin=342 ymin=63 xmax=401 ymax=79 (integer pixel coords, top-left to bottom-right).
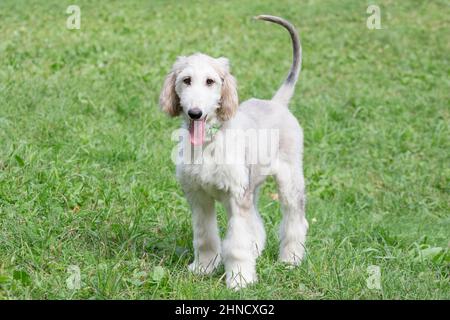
xmin=159 ymin=70 xmax=181 ymax=117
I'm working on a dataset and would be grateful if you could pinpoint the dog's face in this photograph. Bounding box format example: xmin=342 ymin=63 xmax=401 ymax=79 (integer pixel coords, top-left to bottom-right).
xmin=159 ymin=53 xmax=238 ymax=144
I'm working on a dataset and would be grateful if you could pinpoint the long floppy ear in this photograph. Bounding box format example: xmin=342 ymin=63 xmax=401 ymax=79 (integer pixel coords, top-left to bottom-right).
xmin=159 ymin=70 xmax=181 ymax=117
xmin=215 ymin=58 xmax=238 ymax=121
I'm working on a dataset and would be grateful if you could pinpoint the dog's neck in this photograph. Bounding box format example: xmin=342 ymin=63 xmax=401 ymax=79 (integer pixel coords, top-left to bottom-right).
xmin=201 ymin=111 xmax=223 ymax=144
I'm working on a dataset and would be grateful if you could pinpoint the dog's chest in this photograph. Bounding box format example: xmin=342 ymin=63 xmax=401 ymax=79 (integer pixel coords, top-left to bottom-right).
xmin=176 ymin=151 xmax=249 ymax=199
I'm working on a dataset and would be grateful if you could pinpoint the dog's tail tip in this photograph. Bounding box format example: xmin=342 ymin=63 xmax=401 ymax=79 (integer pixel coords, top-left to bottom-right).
xmin=254 ymin=14 xmax=302 ymax=106
xmin=253 ymin=14 xmax=275 ymax=21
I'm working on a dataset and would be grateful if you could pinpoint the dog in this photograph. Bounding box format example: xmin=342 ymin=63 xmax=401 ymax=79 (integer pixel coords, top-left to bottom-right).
xmin=159 ymin=15 xmax=308 ymax=289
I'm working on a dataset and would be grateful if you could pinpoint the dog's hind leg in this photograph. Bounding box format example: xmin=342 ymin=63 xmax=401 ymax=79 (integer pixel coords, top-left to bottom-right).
xmin=186 ymin=191 xmax=221 ymax=275
xmin=275 ymin=160 xmax=308 ymax=265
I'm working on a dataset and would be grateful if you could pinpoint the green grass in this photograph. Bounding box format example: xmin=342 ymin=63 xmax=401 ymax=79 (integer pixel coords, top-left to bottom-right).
xmin=0 ymin=0 xmax=449 ymax=299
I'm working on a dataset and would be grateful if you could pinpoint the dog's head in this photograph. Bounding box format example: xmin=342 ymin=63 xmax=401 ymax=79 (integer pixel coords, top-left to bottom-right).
xmin=159 ymin=53 xmax=238 ymax=144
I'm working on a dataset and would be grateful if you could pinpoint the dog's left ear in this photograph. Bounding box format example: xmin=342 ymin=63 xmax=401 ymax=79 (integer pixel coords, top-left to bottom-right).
xmin=215 ymin=57 xmax=238 ymax=121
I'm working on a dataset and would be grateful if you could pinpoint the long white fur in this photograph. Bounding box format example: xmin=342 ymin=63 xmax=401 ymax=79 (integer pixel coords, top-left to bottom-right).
xmin=159 ymin=15 xmax=308 ymax=289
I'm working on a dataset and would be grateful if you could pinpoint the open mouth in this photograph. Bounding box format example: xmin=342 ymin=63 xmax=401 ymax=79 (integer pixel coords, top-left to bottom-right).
xmin=188 ymin=116 xmax=206 ymax=145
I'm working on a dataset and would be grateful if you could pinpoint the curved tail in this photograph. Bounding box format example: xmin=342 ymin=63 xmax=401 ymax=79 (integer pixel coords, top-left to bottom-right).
xmin=255 ymin=15 xmax=302 ymax=106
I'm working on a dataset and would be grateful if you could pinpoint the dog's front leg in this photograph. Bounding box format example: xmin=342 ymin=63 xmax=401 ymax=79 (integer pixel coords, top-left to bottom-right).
xmin=222 ymin=196 xmax=261 ymax=290
xmin=186 ymin=192 xmax=221 ymax=275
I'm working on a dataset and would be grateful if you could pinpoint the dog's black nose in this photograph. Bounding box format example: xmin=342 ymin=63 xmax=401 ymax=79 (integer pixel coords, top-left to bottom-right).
xmin=188 ymin=108 xmax=203 ymax=120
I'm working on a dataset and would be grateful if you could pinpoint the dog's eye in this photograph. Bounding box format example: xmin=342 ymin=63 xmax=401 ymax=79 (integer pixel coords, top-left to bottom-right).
xmin=183 ymin=77 xmax=191 ymax=85
xmin=206 ymin=78 xmax=215 ymax=86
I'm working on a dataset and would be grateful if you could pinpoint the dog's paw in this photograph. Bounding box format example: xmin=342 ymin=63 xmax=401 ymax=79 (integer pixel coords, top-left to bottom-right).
xmin=188 ymin=255 xmax=221 ymax=275
xmin=226 ymin=267 xmax=257 ymax=290
xmin=225 ymin=261 xmax=258 ymax=290
xmin=279 ymin=245 xmax=305 ymax=266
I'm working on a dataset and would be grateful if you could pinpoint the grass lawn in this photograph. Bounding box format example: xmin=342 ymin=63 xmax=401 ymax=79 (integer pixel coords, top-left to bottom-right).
xmin=0 ymin=0 xmax=449 ymax=299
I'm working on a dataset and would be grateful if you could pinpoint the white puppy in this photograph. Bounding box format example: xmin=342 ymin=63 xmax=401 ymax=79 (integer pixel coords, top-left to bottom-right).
xmin=159 ymin=15 xmax=308 ymax=289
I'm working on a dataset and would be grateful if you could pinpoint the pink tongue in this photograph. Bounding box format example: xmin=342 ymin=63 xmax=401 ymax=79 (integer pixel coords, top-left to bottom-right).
xmin=189 ymin=119 xmax=206 ymax=145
